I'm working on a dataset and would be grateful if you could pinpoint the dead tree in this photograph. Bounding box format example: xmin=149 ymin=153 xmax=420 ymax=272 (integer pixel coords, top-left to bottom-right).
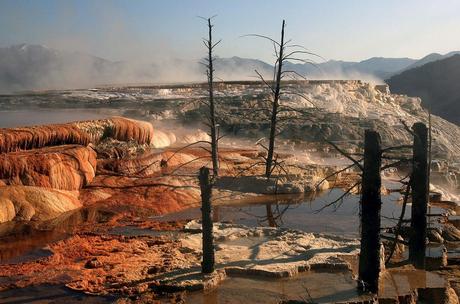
xmin=201 ymin=16 xmax=221 ymax=177
xmin=245 ymin=20 xmax=322 ymax=178
xmin=199 ymin=166 xmax=215 ymax=273
xmin=264 ymin=20 xmax=286 ymax=178
xmin=161 ymin=17 xmax=223 ymax=177
xmin=358 ymin=130 xmax=382 ymax=293
xmin=385 ymin=179 xmax=411 ymax=264
xmin=409 ymin=122 xmax=428 ymax=269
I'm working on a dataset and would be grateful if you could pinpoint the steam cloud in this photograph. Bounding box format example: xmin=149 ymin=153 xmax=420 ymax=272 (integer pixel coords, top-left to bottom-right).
xmin=0 ymin=2 xmax=385 ymax=92
xmin=0 ymin=44 xmax=386 ymax=93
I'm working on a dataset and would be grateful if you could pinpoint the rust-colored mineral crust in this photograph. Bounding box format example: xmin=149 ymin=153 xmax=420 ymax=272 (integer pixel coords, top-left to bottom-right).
xmin=0 ymin=145 xmax=96 ymax=190
xmin=0 ymin=186 xmax=81 ymax=222
xmin=0 ymin=116 xmax=155 ymax=153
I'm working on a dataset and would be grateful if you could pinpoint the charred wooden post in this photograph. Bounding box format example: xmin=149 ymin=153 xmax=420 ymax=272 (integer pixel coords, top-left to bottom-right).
xmin=409 ymin=122 xmax=429 ymax=269
xmin=358 ymin=130 xmax=382 ymax=293
xmin=199 ymin=166 xmax=215 ymax=273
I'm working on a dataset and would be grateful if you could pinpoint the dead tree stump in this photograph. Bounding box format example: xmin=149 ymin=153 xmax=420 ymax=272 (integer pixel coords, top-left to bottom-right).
xmin=358 ymin=130 xmax=382 ymax=293
xmin=199 ymin=166 xmax=215 ymax=273
xmin=409 ymin=122 xmax=428 ymax=269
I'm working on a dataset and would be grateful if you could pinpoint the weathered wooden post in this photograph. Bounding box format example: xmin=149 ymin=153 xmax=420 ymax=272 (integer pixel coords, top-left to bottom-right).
xmin=358 ymin=130 xmax=382 ymax=293
xmin=199 ymin=166 xmax=215 ymax=273
xmin=409 ymin=122 xmax=428 ymax=269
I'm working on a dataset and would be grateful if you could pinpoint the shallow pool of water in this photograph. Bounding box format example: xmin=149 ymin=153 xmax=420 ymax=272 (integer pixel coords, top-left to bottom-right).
xmin=0 ymin=284 xmax=117 ymax=304
xmin=159 ymin=189 xmax=433 ymax=238
xmin=186 ymin=271 xmax=367 ymax=304
xmin=0 ymin=207 xmax=116 ymax=264
xmin=184 ymin=268 xmax=447 ymax=304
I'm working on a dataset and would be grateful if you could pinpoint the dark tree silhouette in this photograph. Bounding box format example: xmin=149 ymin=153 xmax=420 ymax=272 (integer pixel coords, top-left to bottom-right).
xmin=245 ymin=20 xmax=322 ymax=178
xmin=264 ymin=20 xmax=286 ymax=178
xmin=409 ymin=122 xmax=429 ymax=269
xmin=201 ymin=16 xmax=221 ymax=177
xmin=199 ymin=166 xmax=215 ymax=273
xmin=358 ymin=130 xmax=382 ymax=293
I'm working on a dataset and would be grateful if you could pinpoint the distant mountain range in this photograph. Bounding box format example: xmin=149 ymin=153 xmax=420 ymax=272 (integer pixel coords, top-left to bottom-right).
xmin=0 ymin=44 xmax=275 ymax=92
xmin=284 ymin=57 xmax=417 ymax=80
xmin=386 ymin=54 xmax=460 ymax=125
xmin=0 ymin=44 xmax=459 ymax=93
xmin=397 ymin=51 xmax=460 ymax=73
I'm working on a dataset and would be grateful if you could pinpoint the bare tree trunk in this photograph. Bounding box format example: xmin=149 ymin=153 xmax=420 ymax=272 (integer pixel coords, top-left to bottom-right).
xmin=358 ymin=130 xmax=382 ymax=293
xmin=199 ymin=166 xmax=214 ymax=273
xmin=207 ymin=18 xmax=219 ymax=177
xmin=409 ymin=122 xmax=428 ymax=269
xmin=265 ymin=20 xmax=285 ymax=178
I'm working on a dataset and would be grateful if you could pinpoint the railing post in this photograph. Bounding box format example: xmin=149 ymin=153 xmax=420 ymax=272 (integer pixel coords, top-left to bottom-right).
xmin=409 ymin=122 xmax=428 ymax=269
xmin=358 ymin=130 xmax=382 ymax=293
xmin=199 ymin=166 xmax=215 ymax=273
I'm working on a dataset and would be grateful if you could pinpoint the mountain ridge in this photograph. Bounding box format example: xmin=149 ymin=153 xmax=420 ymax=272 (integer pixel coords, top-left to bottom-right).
xmin=386 ymin=54 xmax=460 ymax=125
xmin=1 ymin=43 xmax=459 ymax=93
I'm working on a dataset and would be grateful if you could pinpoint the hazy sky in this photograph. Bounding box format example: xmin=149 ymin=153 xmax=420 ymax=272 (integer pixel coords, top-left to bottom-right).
xmin=1 ymin=0 xmax=460 ymax=63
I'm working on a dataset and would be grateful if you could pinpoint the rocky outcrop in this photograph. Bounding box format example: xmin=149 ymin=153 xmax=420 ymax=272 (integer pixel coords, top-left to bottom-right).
xmin=104 ymin=117 xmax=154 ymax=145
xmin=0 ymin=186 xmax=81 ymax=223
xmin=98 ymin=150 xmax=199 ymax=177
xmin=442 ymin=225 xmax=460 ymax=242
xmin=387 ymin=54 xmax=460 ymax=125
xmin=0 ymin=116 xmax=175 ymax=223
xmin=0 ymin=116 xmax=158 ymax=153
xmin=0 ymin=231 xmax=190 ymax=295
xmin=172 ymin=81 xmax=460 ymax=161
xmin=0 ymin=145 xmax=96 ymax=190
xmin=0 ymin=123 xmax=90 ymax=153
xmin=80 ymin=175 xmax=201 ymax=215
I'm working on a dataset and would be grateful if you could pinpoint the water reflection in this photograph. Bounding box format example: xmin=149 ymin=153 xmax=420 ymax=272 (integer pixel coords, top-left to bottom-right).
xmin=186 ymin=272 xmax=369 ymax=304
xmin=266 ymin=204 xmax=276 ymax=227
xmin=0 ymin=284 xmax=117 ymax=304
xmin=0 ymin=206 xmax=116 ymax=264
xmin=161 ymin=189 xmax=409 ymax=237
xmin=185 ymin=268 xmax=447 ymax=304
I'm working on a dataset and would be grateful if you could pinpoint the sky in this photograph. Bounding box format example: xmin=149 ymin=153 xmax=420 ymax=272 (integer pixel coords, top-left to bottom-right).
xmin=1 ymin=0 xmax=460 ymax=64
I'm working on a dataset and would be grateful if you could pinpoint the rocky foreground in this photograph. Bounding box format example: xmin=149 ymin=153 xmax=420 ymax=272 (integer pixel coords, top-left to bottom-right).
xmin=0 ymin=117 xmax=181 ymax=223
xmin=2 ymin=216 xmax=460 ymax=303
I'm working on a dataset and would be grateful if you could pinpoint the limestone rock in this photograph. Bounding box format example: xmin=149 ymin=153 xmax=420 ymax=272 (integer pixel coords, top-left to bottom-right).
xmin=425 ymin=245 xmax=448 ymax=270
xmin=0 ymin=123 xmax=90 ymax=153
xmin=107 ymin=117 xmax=155 ymax=145
xmin=0 ymin=145 xmax=96 ymax=190
xmin=0 ymin=198 xmax=15 ymax=223
xmin=181 ymin=221 xmax=359 ymax=278
xmin=442 ymin=225 xmax=460 ymax=242
xmin=80 ymin=175 xmax=201 ymax=215
xmin=0 ymin=186 xmax=81 ymax=223
xmin=98 ymin=150 xmax=197 ymax=177
xmin=428 ymin=228 xmax=445 ymax=243
xmin=0 ymin=116 xmax=162 ymax=154
xmin=216 ymin=175 xmax=327 ymax=195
